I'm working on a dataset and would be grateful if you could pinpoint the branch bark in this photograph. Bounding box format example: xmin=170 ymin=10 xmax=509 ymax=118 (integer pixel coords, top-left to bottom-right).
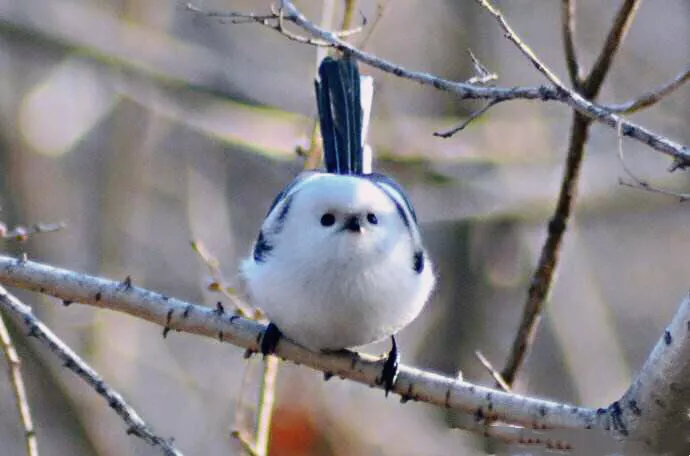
xmin=0 ymin=255 xmax=687 ymax=452
xmin=273 ymin=0 xmax=690 ymax=168
xmin=0 ymin=255 xmax=604 ymax=432
xmin=499 ymin=0 xmax=643 ymax=388
xmin=0 ymin=283 xmax=183 ymax=456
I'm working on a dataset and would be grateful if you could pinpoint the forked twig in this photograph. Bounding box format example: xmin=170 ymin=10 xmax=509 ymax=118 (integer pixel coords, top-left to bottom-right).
xmin=616 ymin=121 xmax=690 ymax=201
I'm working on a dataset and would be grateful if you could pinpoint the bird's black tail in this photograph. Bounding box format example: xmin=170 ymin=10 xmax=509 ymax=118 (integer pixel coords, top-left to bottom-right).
xmin=315 ymin=56 xmax=364 ymax=175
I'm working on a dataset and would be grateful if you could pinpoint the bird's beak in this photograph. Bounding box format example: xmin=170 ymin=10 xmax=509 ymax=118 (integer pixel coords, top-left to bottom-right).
xmin=343 ymin=215 xmax=362 ymax=233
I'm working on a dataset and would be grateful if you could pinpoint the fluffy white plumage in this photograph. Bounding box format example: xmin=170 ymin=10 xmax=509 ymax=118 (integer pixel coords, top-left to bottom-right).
xmin=241 ymin=173 xmax=435 ymax=351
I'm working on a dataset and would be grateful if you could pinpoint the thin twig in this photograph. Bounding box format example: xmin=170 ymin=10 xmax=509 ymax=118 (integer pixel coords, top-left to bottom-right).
xmin=474 ymin=0 xmax=569 ymax=92
xmin=496 ymin=0 xmax=642 ymax=388
xmin=271 ymin=0 xmax=690 ymax=167
xmin=253 ymin=356 xmax=278 ymax=456
xmin=561 ymin=0 xmax=581 ymax=87
xmin=0 ymin=284 xmax=183 ymax=456
xmin=185 ymin=3 xmax=362 ymax=47
xmin=357 ymin=0 xmax=391 ymax=49
xmin=616 ymin=121 xmax=690 ymax=201
xmin=466 ymin=49 xmax=498 ymax=85
xmin=191 ymin=240 xmax=258 ymax=319
xmin=433 ymin=99 xmax=501 ymax=138
xmin=230 ymin=429 xmax=259 ymax=456
xmin=0 ymin=313 xmax=38 ymax=456
xmin=475 ymin=351 xmax=511 ymax=393
xmin=606 ymin=66 xmax=690 ymax=113
xmin=582 ymin=0 xmax=642 ymax=96
xmin=231 ymin=361 xmax=260 ymax=456
xmin=192 ymin=240 xmax=276 ymax=454
xmin=0 ymin=255 xmax=607 ymax=432
xmin=1 ymin=222 xmax=67 ymax=242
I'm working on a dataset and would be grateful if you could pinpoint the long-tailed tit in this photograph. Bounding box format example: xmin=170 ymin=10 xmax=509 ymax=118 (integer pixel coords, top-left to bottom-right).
xmin=241 ymin=56 xmax=435 ymax=392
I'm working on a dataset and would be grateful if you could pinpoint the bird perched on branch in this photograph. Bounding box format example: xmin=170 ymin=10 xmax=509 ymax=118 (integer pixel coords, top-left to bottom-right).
xmin=241 ymin=55 xmax=435 ymax=393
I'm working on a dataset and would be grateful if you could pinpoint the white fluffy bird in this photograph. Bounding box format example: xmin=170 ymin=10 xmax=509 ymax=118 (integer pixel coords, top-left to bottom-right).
xmin=241 ymin=56 xmax=435 ymax=392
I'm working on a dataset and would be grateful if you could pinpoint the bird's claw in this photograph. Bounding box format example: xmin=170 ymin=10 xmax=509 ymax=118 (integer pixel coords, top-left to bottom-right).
xmin=378 ymin=336 xmax=399 ymax=396
xmin=260 ymin=322 xmax=282 ymax=356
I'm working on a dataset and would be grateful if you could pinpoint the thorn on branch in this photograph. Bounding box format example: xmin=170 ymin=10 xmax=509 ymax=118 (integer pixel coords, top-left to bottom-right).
xmin=121 ymin=276 xmax=133 ymax=290
xmin=162 ymin=309 xmax=173 ymax=338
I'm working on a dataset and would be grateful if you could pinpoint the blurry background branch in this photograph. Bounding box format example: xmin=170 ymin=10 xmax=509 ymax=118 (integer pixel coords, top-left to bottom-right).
xmin=0 ymin=284 xmax=183 ymax=456
xmin=499 ymin=0 xmax=642 ymax=388
xmin=0 ymin=311 xmax=38 ymax=456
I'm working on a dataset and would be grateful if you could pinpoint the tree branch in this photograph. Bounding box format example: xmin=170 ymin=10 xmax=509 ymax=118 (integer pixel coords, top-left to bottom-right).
xmin=267 ymin=0 xmax=690 ymax=167
xmin=0 ymin=283 xmax=183 ymax=456
xmin=0 ymin=313 xmax=38 ymax=456
xmin=606 ymin=66 xmax=690 ymax=113
xmin=583 ymin=0 xmax=642 ymax=96
xmin=0 ymin=255 xmax=606 ymax=433
xmin=561 ymin=0 xmax=581 ymax=87
xmin=496 ymin=0 xmax=643 ymax=387
xmin=615 ymin=293 xmax=690 ymax=454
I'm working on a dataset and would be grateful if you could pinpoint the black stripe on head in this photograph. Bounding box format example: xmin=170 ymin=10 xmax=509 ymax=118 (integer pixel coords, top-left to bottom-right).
xmin=364 ymin=173 xmax=418 ymax=232
xmin=272 ymin=194 xmax=293 ymax=234
xmin=364 ymin=173 xmax=418 ymax=222
xmin=253 ymin=231 xmax=273 ymax=263
xmin=413 ymin=251 xmax=425 ymax=274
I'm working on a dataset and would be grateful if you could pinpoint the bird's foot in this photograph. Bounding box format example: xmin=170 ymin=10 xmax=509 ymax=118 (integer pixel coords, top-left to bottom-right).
xmin=260 ymin=322 xmax=282 ymax=356
xmin=377 ymin=336 xmax=399 ymax=396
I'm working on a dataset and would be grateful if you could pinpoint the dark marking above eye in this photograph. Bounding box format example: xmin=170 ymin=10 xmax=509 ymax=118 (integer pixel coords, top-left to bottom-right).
xmin=413 ymin=251 xmax=424 ymax=274
xmin=253 ymin=231 xmax=273 ymax=262
xmin=276 ymin=195 xmax=293 ymax=224
xmin=320 ymin=213 xmax=336 ymax=227
xmin=366 ymin=213 xmax=378 ymax=225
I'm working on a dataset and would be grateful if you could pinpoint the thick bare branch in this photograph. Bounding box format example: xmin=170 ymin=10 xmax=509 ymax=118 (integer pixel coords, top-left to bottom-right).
xmin=615 ymin=293 xmax=690 ymax=454
xmin=0 ymin=255 xmax=604 ymax=433
xmin=0 ymin=284 xmax=183 ymax=456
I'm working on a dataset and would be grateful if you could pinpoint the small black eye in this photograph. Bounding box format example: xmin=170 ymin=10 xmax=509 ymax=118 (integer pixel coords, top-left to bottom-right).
xmin=320 ymin=213 xmax=336 ymax=227
xmin=366 ymin=213 xmax=378 ymax=225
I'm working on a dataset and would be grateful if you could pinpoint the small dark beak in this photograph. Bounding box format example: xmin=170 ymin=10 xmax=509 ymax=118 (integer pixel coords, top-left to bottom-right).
xmin=343 ymin=216 xmax=362 ymax=233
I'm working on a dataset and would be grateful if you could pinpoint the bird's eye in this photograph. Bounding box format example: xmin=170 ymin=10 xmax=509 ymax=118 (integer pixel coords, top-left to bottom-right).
xmin=320 ymin=213 xmax=336 ymax=227
xmin=366 ymin=213 xmax=378 ymax=225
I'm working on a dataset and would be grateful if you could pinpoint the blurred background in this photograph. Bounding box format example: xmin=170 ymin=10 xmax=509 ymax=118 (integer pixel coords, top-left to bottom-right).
xmin=0 ymin=0 xmax=689 ymax=454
